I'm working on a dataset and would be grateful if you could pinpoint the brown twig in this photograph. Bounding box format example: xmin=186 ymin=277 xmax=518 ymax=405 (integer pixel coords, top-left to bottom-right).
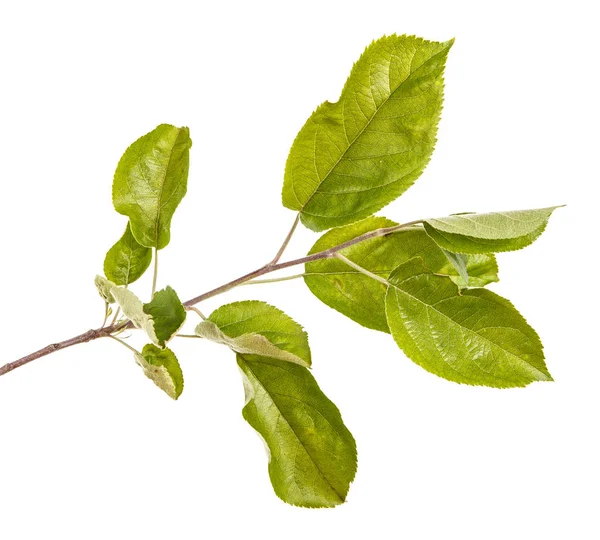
xmin=0 ymin=220 xmax=421 ymax=378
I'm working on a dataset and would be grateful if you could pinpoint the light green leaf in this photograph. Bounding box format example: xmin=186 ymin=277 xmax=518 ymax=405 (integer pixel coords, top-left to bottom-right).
xmin=304 ymin=217 xmax=498 ymax=332
xmin=441 ymin=248 xmax=469 ymax=285
xmin=143 ymin=286 xmax=186 ymax=347
xmin=237 ymin=354 xmax=357 ymax=507
xmin=423 ymin=206 xmax=560 ymax=253
xmin=94 ymin=275 xmax=116 ymax=304
xmin=111 ymin=287 xmax=159 ymax=345
xmin=135 ymin=344 xmax=184 ymax=399
xmin=196 ymin=301 xmax=310 ymax=367
xmin=385 ymin=258 xmax=552 ymax=388
xmin=447 ymin=252 xmax=498 ymax=288
xmin=112 ymin=124 xmax=192 ymax=249
xmin=103 ymin=222 xmax=152 ymax=286
xmin=282 ymin=35 xmax=453 ymax=231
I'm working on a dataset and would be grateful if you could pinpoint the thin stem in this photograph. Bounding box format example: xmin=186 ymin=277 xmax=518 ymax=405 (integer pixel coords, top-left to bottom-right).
xmin=176 ymin=334 xmax=202 ymax=339
xmin=1 ymin=219 xmax=421 ymax=377
xmin=151 ymin=247 xmax=158 ymax=298
xmin=108 ymin=335 xmax=139 ymax=354
xmin=110 ymin=306 xmax=121 ymax=327
xmin=241 ymin=273 xmax=305 ymax=286
xmin=101 ymin=302 xmax=110 ymax=327
xmin=270 ymin=214 xmax=300 ymax=265
xmin=186 ymin=306 xmax=207 ymax=320
xmin=335 ymin=253 xmax=389 ymax=285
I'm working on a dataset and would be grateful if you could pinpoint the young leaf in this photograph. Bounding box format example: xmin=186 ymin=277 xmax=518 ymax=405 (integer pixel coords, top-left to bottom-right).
xmin=282 ymin=35 xmax=453 ymax=231
xmin=385 ymin=258 xmax=552 ymax=388
xmin=195 ymin=301 xmax=311 ymax=367
xmin=104 ymin=222 xmax=152 ymax=286
xmin=143 ymin=286 xmax=186 ymax=347
xmin=305 ymin=217 xmax=498 ymax=332
xmin=112 ymin=124 xmax=192 ymax=249
xmin=450 ymin=252 xmax=499 ymax=288
xmin=237 ymin=354 xmax=357 ymax=507
xmin=111 ymin=286 xmax=185 ymax=347
xmin=94 ymin=275 xmax=116 ymax=304
xmin=423 ymin=206 xmax=560 ymax=253
xmin=134 ymin=344 xmax=184 ymax=400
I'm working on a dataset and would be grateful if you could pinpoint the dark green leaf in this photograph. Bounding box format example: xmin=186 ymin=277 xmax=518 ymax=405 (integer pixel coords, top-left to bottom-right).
xmin=305 ymin=217 xmax=498 ymax=332
xmin=385 ymin=258 xmax=552 ymax=388
xmin=112 ymin=124 xmax=192 ymax=249
xmin=423 ymin=207 xmax=560 ymax=253
xmin=135 ymin=344 xmax=184 ymax=399
xmin=104 ymin=222 xmax=152 ymax=286
xmin=238 ymin=354 xmax=357 ymax=507
xmin=282 ymin=35 xmax=453 ymax=231
xmin=143 ymin=286 xmax=186 ymax=347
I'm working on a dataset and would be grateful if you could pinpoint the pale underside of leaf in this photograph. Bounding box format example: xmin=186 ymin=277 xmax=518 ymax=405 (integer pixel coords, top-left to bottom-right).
xmin=135 ymin=344 xmax=183 ymax=399
xmin=385 ymin=258 xmax=551 ymax=388
xmin=283 ymin=34 xmax=454 ymax=231
xmin=112 ymin=124 xmax=192 ymax=249
xmin=304 ymin=217 xmax=498 ymax=332
xmin=237 ymin=354 xmax=357 ymax=507
xmin=196 ymin=321 xmax=309 ymax=367
xmin=423 ymin=206 xmax=560 ymax=254
xmin=201 ymin=301 xmax=311 ymax=367
xmin=94 ymin=275 xmax=116 ymax=304
xmin=111 ymin=287 xmax=159 ymax=345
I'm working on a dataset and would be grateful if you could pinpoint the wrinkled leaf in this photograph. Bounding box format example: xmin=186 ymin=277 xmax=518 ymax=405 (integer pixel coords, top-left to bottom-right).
xmin=423 ymin=207 xmax=560 ymax=253
xmin=112 ymin=124 xmax=192 ymax=249
xmin=135 ymin=344 xmax=183 ymax=399
xmin=283 ymin=35 xmax=453 ymax=231
xmin=111 ymin=287 xmax=159 ymax=345
xmin=104 ymin=222 xmax=152 ymax=286
xmin=305 ymin=217 xmax=498 ymax=332
xmin=143 ymin=286 xmax=186 ymax=347
xmin=238 ymin=354 xmax=357 ymax=507
xmin=94 ymin=275 xmax=116 ymax=304
xmin=196 ymin=301 xmax=310 ymax=367
xmin=385 ymin=258 xmax=552 ymax=387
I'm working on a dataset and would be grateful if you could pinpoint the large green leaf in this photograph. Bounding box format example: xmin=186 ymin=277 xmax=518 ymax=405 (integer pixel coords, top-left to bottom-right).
xmin=112 ymin=124 xmax=192 ymax=249
xmin=304 ymin=217 xmax=498 ymax=332
xmin=135 ymin=344 xmax=184 ymax=400
xmin=103 ymin=222 xmax=152 ymax=286
xmin=385 ymin=258 xmax=552 ymax=388
xmin=237 ymin=354 xmax=357 ymax=507
xmin=423 ymin=207 xmax=560 ymax=253
xmin=282 ymin=35 xmax=453 ymax=231
xmin=196 ymin=301 xmax=311 ymax=367
xmin=111 ymin=286 xmax=185 ymax=347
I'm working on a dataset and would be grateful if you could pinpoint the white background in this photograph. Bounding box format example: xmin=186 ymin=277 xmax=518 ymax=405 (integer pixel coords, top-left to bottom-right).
xmin=1 ymin=1 xmax=598 ymax=538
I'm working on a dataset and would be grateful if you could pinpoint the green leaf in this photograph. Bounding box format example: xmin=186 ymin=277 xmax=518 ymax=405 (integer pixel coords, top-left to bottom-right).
xmin=111 ymin=286 xmax=185 ymax=347
xmin=196 ymin=301 xmax=310 ymax=367
xmin=135 ymin=344 xmax=184 ymax=399
xmin=423 ymin=206 xmax=560 ymax=254
xmin=385 ymin=258 xmax=552 ymax=388
xmin=304 ymin=217 xmax=498 ymax=332
xmin=143 ymin=286 xmax=186 ymax=347
xmin=94 ymin=275 xmax=116 ymax=304
xmin=237 ymin=354 xmax=357 ymax=507
xmin=112 ymin=124 xmax=192 ymax=249
xmin=103 ymin=222 xmax=152 ymax=286
xmin=447 ymin=252 xmax=499 ymax=288
xmin=282 ymin=35 xmax=453 ymax=231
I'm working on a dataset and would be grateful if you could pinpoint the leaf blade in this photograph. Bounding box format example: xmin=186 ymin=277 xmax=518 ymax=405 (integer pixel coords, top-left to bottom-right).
xmin=283 ymin=35 xmax=453 ymax=231
xmin=385 ymin=258 xmax=551 ymax=388
xmin=423 ymin=207 xmax=560 ymax=253
xmin=196 ymin=301 xmax=311 ymax=367
xmin=103 ymin=222 xmax=152 ymax=286
xmin=143 ymin=286 xmax=186 ymax=347
xmin=112 ymin=124 xmax=192 ymax=249
xmin=135 ymin=344 xmax=184 ymax=399
xmin=237 ymin=354 xmax=356 ymax=507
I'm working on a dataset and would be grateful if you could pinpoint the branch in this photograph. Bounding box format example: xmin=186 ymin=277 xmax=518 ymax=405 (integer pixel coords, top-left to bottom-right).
xmin=0 ymin=220 xmax=421 ymax=378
